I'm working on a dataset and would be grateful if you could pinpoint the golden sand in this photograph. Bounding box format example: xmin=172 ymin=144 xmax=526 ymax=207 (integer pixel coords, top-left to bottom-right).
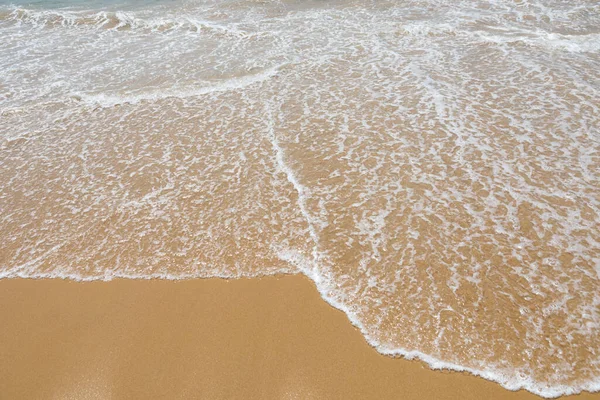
xmin=0 ymin=275 xmax=598 ymax=400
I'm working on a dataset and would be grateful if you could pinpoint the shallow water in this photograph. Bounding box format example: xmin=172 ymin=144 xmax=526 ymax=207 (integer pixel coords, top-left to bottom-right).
xmin=1 ymin=0 xmax=599 ymax=397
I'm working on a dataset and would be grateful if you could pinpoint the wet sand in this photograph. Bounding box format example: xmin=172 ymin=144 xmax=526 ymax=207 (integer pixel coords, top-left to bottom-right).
xmin=0 ymin=275 xmax=597 ymax=400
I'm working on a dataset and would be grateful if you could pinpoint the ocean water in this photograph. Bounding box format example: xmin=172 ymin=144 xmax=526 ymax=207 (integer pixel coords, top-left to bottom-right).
xmin=1 ymin=0 xmax=599 ymax=397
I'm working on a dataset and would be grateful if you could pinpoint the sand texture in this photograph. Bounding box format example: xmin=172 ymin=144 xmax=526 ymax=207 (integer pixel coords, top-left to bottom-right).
xmin=0 ymin=275 xmax=598 ymax=400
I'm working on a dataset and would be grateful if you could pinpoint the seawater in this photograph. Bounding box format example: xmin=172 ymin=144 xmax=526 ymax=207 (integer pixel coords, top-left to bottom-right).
xmin=0 ymin=0 xmax=599 ymax=397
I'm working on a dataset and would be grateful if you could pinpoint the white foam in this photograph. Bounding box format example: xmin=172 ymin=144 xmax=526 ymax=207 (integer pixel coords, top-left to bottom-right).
xmin=1 ymin=7 xmax=250 ymax=36
xmin=270 ymin=248 xmax=600 ymax=398
xmin=474 ymin=29 xmax=600 ymax=53
xmin=74 ymin=64 xmax=287 ymax=108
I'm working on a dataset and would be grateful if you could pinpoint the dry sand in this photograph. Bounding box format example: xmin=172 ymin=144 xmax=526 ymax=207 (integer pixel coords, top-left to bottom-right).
xmin=0 ymin=275 xmax=598 ymax=400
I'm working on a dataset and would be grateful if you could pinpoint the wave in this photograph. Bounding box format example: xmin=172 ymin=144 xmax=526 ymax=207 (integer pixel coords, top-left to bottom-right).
xmin=277 ymin=247 xmax=600 ymax=399
xmin=3 ymin=6 xmax=599 ymax=53
xmin=472 ymin=27 xmax=600 ymax=53
xmin=2 ymin=1 xmax=599 ymax=398
xmin=70 ymin=63 xmax=287 ymax=108
xmin=0 ymin=7 xmax=249 ymax=36
xmin=397 ymin=21 xmax=600 ymax=53
xmin=2 ymin=258 xmax=600 ymax=398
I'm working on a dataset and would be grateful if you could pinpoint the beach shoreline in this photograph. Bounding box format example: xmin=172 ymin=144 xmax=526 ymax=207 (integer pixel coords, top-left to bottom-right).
xmin=1 ymin=275 xmax=598 ymax=400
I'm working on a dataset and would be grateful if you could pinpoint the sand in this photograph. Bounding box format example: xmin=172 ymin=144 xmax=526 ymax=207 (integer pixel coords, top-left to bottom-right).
xmin=0 ymin=275 xmax=598 ymax=400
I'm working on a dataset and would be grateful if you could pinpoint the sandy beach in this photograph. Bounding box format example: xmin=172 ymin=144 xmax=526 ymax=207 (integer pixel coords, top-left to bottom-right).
xmin=0 ymin=275 xmax=598 ymax=400
xmin=2 ymin=0 xmax=600 ymax=395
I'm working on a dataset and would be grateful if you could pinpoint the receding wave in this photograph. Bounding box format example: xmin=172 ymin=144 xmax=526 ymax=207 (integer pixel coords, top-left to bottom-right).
xmin=0 ymin=7 xmax=249 ymax=36
xmin=72 ymin=63 xmax=288 ymax=108
xmin=4 ymin=6 xmax=600 ymax=54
